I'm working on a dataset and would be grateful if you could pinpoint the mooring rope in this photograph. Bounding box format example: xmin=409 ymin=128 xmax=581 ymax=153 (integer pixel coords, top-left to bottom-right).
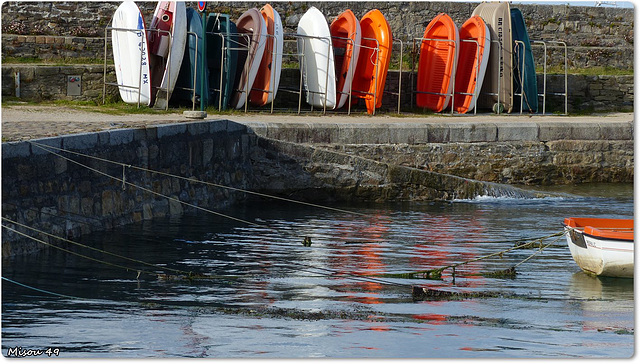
xmin=513 ymin=233 xmax=565 ymax=269
xmin=2 ymin=276 xmax=88 ymax=300
xmin=2 ymin=224 xmax=157 ymax=277
xmin=29 ymin=141 xmax=367 ymax=217
xmin=274 ymin=260 xmax=411 ymax=288
xmin=3 ymin=217 xmax=186 ymax=275
xmin=373 ymin=231 xmax=566 ymax=280
xmin=29 ymin=142 xmax=265 ymax=229
xmin=2 ymin=217 xmax=408 ymax=287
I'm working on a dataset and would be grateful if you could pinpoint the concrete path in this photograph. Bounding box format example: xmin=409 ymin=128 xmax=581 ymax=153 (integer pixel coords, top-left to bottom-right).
xmin=0 ymin=104 xmax=634 ymax=142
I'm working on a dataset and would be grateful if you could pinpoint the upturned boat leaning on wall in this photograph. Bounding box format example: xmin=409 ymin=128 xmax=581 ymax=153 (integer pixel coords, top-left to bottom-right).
xmin=563 ymin=217 xmax=634 ymax=278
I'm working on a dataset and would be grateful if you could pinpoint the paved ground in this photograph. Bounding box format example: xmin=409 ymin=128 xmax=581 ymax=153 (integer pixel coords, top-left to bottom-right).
xmin=1 ymin=104 xmax=634 ymax=142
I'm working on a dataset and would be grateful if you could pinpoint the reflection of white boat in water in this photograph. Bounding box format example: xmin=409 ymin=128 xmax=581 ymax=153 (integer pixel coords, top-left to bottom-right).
xmin=568 ymin=272 xmax=634 ymax=334
xmin=569 ymin=271 xmax=634 ymax=300
xmin=563 ymin=217 xmax=633 ymax=278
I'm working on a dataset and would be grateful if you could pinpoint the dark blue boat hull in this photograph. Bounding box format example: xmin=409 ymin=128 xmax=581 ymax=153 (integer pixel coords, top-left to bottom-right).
xmin=511 ymin=8 xmax=538 ymax=113
xmin=173 ymin=7 xmax=209 ymax=107
xmin=206 ymin=13 xmax=238 ymax=110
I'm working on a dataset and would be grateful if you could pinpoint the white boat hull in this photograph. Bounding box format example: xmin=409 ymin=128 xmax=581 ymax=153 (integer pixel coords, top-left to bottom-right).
xmin=268 ymin=8 xmax=283 ymax=104
xmin=111 ymin=1 xmax=152 ymax=105
xmin=297 ymin=7 xmax=337 ymax=109
xmin=564 ymin=227 xmax=634 ymax=278
xmin=471 ymin=2 xmax=513 ymax=113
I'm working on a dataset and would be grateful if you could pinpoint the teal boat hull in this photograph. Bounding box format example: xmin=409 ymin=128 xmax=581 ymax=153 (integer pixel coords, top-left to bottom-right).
xmin=511 ymin=8 xmax=538 ymax=113
xmin=173 ymin=7 xmax=209 ymax=107
xmin=206 ymin=14 xmax=238 ymax=110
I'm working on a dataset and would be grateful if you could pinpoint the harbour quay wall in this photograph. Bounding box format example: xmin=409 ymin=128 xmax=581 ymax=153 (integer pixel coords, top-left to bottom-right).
xmin=2 ymin=120 xmax=253 ymax=257
xmin=1 ymin=64 xmax=634 ymax=113
xmin=242 ymin=118 xmax=634 ymax=186
xmin=2 ymin=118 xmax=633 ymax=257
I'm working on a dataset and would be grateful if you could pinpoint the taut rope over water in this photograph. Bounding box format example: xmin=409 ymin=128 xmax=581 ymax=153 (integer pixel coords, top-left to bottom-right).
xmin=373 ymin=231 xmax=565 ymax=281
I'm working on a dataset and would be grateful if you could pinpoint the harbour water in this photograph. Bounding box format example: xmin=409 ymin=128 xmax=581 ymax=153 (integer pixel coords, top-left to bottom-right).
xmin=2 ymin=183 xmax=633 ymax=358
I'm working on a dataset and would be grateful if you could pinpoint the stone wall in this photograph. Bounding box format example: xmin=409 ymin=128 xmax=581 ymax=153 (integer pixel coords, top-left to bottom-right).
xmin=1 ymin=64 xmax=633 ymax=113
xmin=2 ymin=64 xmax=115 ymax=101
xmin=2 ymin=119 xmax=253 ymax=257
xmin=324 ymin=140 xmax=634 ymax=185
xmin=241 ymin=119 xmax=634 ymax=186
xmin=1 ymin=1 xmax=633 ymax=69
xmin=2 ymin=118 xmax=633 ymax=256
xmin=1 ymin=34 xmax=105 ymax=61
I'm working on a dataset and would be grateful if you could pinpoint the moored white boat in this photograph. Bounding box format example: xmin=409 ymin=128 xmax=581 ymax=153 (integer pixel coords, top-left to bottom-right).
xmin=563 ymin=217 xmax=634 ymax=278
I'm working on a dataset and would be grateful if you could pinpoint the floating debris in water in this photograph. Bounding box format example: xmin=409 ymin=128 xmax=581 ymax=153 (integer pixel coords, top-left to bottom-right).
xmin=481 ymin=267 xmax=517 ymax=279
xmin=157 ymin=272 xmax=239 ymax=282
xmin=411 ymin=286 xmax=501 ymax=301
xmin=378 ymin=269 xmax=444 ymax=280
xmin=302 ymin=236 xmax=312 ymax=247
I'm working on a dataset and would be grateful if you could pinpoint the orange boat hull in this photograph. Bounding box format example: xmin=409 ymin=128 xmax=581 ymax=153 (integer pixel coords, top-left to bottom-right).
xmin=351 ymin=9 xmax=392 ymax=114
xmin=249 ymin=4 xmax=276 ymax=107
xmin=330 ymin=9 xmax=360 ymax=109
xmin=454 ymin=15 xmax=489 ymax=114
xmin=416 ymin=13 xmax=459 ymax=113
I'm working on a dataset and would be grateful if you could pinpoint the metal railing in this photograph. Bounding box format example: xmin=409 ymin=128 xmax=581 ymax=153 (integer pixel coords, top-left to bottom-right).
xmin=531 ymin=40 xmax=568 ymax=115
xmin=385 ymin=39 xmax=404 ymax=114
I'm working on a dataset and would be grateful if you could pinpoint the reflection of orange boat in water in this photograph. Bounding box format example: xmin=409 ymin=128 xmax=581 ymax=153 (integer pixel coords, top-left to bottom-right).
xmin=410 ymin=214 xmax=486 ymax=282
xmin=329 ymin=214 xmax=391 ymax=304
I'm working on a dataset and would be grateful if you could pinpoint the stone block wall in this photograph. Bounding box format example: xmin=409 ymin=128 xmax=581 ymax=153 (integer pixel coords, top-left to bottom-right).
xmin=1 ymin=1 xmax=633 ymax=69
xmin=2 ymin=64 xmax=116 ymax=101
xmin=327 ymin=140 xmax=634 ymax=185
xmin=2 ymin=119 xmax=254 ymax=257
xmin=242 ymin=119 xmax=634 ymax=186
xmin=1 ymin=34 xmax=105 ymax=60
xmin=2 ymin=118 xmax=633 ymax=256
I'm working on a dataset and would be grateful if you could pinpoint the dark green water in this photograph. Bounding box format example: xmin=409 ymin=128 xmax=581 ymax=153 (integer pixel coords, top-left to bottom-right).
xmin=2 ymin=183 xmax=633 ymax=358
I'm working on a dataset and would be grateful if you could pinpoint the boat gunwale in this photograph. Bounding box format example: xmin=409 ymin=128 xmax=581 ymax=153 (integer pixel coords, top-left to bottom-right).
xmin=565 ymin=227 xmax=635 ymax=243
xmin=563 ymin=217 xmax=634 ymax=243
